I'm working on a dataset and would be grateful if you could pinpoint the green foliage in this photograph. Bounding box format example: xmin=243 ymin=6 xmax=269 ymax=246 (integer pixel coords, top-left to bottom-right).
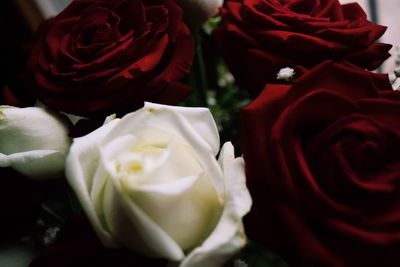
xmin=38 ymin=179 xmax=81 ymax=226
xmin=225 ymin=242 xmax=290 ymax=267
xmin=203 ymin=17 xmax=222 ymax=35
xmin=182 ymin=29 xmax=250 ymax=152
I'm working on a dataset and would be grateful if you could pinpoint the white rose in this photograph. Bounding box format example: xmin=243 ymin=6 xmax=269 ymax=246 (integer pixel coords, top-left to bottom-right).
xmin=177 ymin=0 xmax=222 ymax=27
xmin=0 ymin=106 xmax=71 ymax=179
xmin=66 ymin=102 xmax=252 ymax=266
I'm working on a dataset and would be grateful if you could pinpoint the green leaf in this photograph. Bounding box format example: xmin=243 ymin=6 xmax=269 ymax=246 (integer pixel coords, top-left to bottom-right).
xmin=38 ymin=178 xmax=81 ymax=226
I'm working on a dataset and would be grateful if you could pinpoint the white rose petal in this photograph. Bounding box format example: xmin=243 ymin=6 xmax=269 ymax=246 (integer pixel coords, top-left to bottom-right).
xmin=66 ymin=102 xmax=252 ymax=266
xmin=179 ymin=142 xmax=252 ymax=267
xmin=176 ymin=0 xmax=223 ymax=27
xmin=0 ymin=106 xmax=71 ymax=179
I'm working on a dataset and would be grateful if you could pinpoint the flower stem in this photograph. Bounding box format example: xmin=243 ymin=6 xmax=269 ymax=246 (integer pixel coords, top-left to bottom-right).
xmin=41 ymin=204 xmax=65 ymax=224
xmin=194 ymin=31 xmax=209 ymax=107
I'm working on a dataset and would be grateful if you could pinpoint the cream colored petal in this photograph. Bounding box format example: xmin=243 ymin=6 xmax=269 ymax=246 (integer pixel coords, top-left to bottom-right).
xmin=0 ymin=106 xmax=70 ymax=154
xmin=105 ymin=103 xmax=220 ymax=157
xmin=102 ymin=170 xmax=185 ymax=261
xmin=180 ymin=142 xmax=252 ymax=267
xmin=91 ymin=135 xmax=184 ymax=260
xmin=0 ymin=106 xmax=71 ymax=179
xmin=218 ymin=143 xmax=252 ymax=216
xmin=104 ymin=103 xmax=224 ymax=194
xmin=65 ymin=119 xmax=121 ymax=247
xmin=0 ymin=150 xmax=65 ymax=179
xmin=99 ymin=130 xmax=223 ymax=253
xmin=129 ymin=173 xmax=222 ymax=251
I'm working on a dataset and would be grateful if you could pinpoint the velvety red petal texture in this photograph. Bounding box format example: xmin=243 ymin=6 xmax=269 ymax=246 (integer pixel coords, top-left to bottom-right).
xmin=27 ymin=0 xmax=194 ymax=116
xmin=29 ymin=215 xmax=167 ymax=267
xmin=241 ymin=61 xmax=400 ymax=267
xmin=215 ymin=0 xmax=391 ymax=96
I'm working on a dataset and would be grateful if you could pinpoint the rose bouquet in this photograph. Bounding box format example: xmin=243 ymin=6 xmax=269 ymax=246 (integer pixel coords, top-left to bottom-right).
xmin=1 ymin=0 xmax=400 ymax=266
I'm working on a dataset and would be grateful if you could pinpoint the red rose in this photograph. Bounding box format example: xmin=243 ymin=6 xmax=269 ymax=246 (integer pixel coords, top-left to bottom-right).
xmin=241 ymin=61 xmax=400 ymax=267
xmin=27 ymin=0 xmax=194 ymax=116
xmin=214 ymin=0 xmax=391 ymax=96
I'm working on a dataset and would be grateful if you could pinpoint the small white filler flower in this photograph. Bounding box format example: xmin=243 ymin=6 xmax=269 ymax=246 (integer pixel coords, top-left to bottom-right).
xmin=277 ymin=67 xmax=295 ymax=82
xmin=234 ymin=259 xmax=249 ymax=267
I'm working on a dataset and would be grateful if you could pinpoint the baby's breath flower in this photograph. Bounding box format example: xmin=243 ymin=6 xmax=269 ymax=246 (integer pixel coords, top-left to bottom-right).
xmin=43 ymin=226 xmax=60 ymax=247
xmin=234 ymin=259 xmax=248 ymax=267
xmin=277 ymin=67 xmax=295 ymax=82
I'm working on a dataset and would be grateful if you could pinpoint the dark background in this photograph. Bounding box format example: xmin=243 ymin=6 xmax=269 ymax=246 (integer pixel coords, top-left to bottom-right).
xmin=0 ymin=1 xmax=33 ymax=91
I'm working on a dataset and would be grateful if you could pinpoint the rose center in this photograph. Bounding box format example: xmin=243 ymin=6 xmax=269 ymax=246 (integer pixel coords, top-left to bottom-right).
xmin=305 ymin=115 xmax=400 ymax=201
xmin=281 ymin=0 xmax=321 ymax=15
xmin=74 ymin=7 xmax=122 ymax=47
xmin=109 ymin=138 xmax=221 ymax=251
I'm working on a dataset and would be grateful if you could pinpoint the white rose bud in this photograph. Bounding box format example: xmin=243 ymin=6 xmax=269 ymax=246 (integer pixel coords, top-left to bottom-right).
xmin=66 ymin=102 xmax=252 ymax=266
xmin=0 ymin=106 xmax=71 ymax=179
xmin=177 ymin=0 xmax=223 ymax=27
